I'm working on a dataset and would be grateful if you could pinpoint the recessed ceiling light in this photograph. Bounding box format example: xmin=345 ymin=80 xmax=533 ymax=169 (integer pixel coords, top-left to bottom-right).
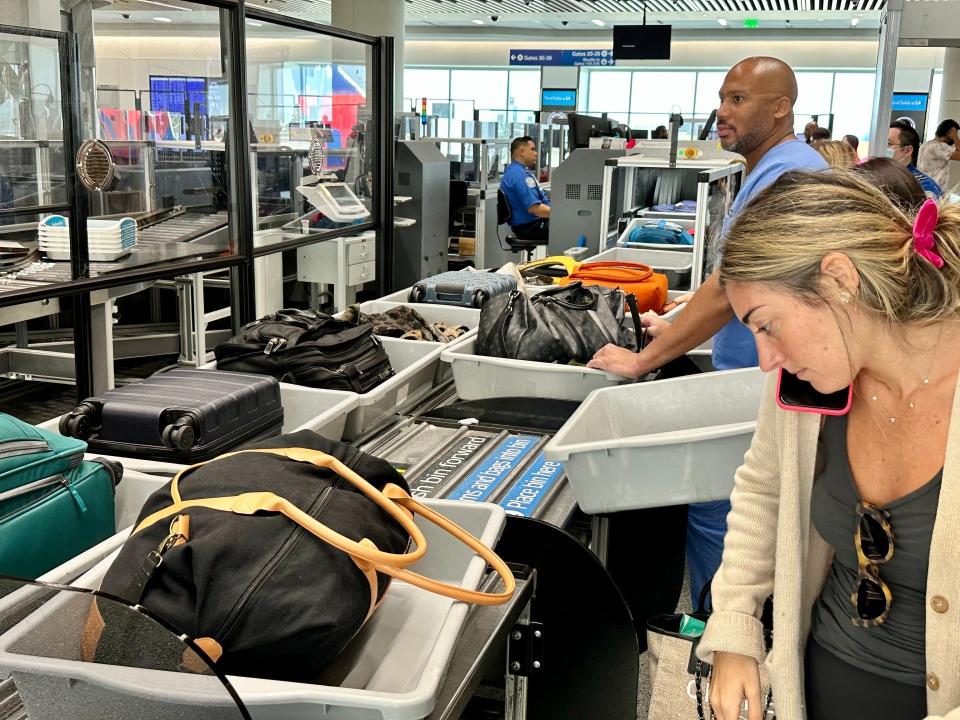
xmin=153 ymin=16 xmax=172 ymax=22
xmin=139 ymin=0 xmax=190 ymax=10
xmin=246 ymin=19 xmax=264 ymax=26
xmin=472 ymin=18 xmax=484 ymax=24
xmin=591 ymin=18 xmax=605 ymax=26
xmin=717 ymin=18 xmax=728 ymax=25
xmin=850 ymin=17 xmax=860 ymax=25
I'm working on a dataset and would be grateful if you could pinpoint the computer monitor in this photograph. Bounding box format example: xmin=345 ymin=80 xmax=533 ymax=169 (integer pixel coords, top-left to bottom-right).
xmin=568 ymin=113 xmax=615 ymax=151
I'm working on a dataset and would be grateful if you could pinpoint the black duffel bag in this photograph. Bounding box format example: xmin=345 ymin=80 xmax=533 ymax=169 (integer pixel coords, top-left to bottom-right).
xmin=93 ymin=430 xmax=514 ymax=682
xmin=214 ymin=308 xmax=394 ymax=393
xmin=476 ymin=281 xmax=640 ymax=364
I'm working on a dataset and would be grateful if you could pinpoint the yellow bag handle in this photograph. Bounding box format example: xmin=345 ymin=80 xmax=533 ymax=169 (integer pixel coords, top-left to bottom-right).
xmin=133 ymin=448 xmax=515 ymax=605
xmin=518 ymin=255 xmax=581 ymax=282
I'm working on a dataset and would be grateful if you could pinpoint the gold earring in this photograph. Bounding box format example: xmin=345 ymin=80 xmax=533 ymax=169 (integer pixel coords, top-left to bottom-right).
xmin=839 ymin=290 xmax=852 ymax=304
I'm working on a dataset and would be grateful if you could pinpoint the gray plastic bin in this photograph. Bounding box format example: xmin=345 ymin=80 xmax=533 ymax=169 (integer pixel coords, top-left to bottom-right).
xmin=0 ymin=499 xmax=507 ymax=720
xmin=341 ymin=336 xmax=446 ymax=440
xmin=586 ymin=246 xmax=693 ymax=291
xmin=544 ymin=367 xmax=765 ymax=513
xmin=616 ymin=216 xmax=695 ymax=253
xmin=38 ymin=382 xmax=360 ymax=476
xmin=440 ymin=336 xmax=632 ymax=402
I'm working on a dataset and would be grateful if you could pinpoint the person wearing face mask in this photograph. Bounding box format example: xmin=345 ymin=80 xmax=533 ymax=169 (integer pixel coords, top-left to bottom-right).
xmin=588 ymin=56 xmax=829 ymax=606
xmin=888 ymin=122 xmax=943 ymax=198
xmin=918 ymin=119 xmax=960 ymax=191
xmin=698 ymin=169 xmax=960 ymax=720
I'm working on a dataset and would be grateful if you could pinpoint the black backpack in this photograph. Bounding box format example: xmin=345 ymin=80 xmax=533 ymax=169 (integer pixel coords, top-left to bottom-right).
xmin=214 ymin=308 xmax=394 ymax=393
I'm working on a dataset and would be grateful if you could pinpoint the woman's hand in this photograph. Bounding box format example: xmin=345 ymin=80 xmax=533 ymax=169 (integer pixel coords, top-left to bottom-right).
xmin=709 ymin=652 xmax=763 ymax=720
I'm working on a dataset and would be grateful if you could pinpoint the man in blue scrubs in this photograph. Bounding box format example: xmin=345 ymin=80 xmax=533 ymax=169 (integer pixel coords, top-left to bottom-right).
xmin=500 ymin=136 xmax=551 ymax=241
xmin=589 ymin=57 xmax=830 ymax=605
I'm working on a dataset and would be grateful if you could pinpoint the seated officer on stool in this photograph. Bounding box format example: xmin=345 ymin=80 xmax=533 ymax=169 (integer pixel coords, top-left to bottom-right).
xmin=501 ymin=136 xmax=550 ymax=241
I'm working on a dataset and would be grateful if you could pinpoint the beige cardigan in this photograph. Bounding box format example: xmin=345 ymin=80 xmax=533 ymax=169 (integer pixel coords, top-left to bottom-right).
xmin=697 ymin=372 xmax=960 ymax=720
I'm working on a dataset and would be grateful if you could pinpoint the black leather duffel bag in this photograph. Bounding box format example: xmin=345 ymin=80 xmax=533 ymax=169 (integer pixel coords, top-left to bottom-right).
xmin=214 ymin=308 xmax=394 ymax=393
xmin=93 ymin=430 xmax=514 ymax=682
xmin=476 ymin=281 xmax=639 ymax=364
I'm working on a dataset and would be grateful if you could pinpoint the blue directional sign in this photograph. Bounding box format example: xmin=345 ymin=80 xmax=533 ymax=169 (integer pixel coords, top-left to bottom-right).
xmin=509 ymin=49 xmax=615 ymax=67
xmin=498 ymin=453 xmax=564 ymax=517
xmin=447 ymin=435 xmax=539 ymax=503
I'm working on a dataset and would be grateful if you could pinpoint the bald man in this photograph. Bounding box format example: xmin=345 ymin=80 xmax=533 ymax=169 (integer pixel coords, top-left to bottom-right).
xmin=589 ymin=57 xmax=829 ymax=605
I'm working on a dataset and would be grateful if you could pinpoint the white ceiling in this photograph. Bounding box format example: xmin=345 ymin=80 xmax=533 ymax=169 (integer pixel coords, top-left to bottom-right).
xmin=94 ymin=0 xmax=884 ymax=32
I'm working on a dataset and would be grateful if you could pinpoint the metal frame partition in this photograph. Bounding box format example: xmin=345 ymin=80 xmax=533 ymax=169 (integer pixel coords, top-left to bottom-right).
xmin=599 ymin=156 xmax=744 ymax=291
xmin=0 ymin=3 xmax=394 ymax=400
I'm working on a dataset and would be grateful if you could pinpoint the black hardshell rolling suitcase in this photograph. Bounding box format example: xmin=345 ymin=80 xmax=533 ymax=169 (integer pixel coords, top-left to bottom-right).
xmin=59 ymin=368 xmax=283 ymax=462
xmin=409 ymin=271 xmax=517 ymax=308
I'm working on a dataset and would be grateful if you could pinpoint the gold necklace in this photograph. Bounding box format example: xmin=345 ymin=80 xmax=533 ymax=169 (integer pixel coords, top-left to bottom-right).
xmin=865 ymin=328 xmax=943 ymax=424
xmin=868 ymin=379 xmax=928 ymax=424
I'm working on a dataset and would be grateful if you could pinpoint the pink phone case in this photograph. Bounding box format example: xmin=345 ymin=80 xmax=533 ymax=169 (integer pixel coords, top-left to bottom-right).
xmin=775 ymin=369 xmax=853 ymax=416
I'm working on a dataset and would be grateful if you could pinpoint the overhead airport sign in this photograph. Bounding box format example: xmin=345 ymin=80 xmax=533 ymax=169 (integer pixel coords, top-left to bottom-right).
xmin=509 ymin=49 xmax=615 ymax=67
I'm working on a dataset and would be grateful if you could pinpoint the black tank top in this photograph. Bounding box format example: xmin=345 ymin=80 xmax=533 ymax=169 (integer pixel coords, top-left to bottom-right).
xmin=810 ymin=413 xmax=941 ymax=686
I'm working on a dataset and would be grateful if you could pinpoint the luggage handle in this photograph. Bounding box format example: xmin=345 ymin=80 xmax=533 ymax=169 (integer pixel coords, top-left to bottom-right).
xmin=572 ymin=261 xmax=655 ymax=280
xmin=132 ymin=448 xmax=516 ymax=605
xmin=371 ymin=484 xmax=516 ymax=606
xmin=134 ymin=448 xmax=430 ymax=569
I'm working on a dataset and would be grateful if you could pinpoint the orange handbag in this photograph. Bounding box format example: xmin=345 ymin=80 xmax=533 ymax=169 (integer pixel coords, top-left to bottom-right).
xmin=559 ymin=261 xmax=669 ymax=314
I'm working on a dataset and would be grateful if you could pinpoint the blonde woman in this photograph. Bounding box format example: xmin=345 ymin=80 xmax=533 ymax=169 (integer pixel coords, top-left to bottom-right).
xmin=811 ymin=139 xmax=859 ymax=169
xmin=699 ymin=170 xmax=960 ymax=720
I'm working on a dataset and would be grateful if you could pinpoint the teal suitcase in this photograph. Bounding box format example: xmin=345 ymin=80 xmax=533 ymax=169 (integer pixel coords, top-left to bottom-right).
xmin=0 ymin=413 xmax=122 ymax=579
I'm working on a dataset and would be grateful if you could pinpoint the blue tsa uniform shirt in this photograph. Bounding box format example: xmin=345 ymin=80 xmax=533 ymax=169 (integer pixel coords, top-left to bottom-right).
xmin=501 ymin=161 xmax=550 ymax=226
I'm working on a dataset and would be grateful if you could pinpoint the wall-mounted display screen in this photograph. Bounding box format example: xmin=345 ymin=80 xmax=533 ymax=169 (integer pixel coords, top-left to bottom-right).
xmin=149 ymin=76 xmax=208 ymax=115
xmin=613 ymin=25 xmax=672 ymax=60
xmin=541 ymin=88 xmax=577 ymax=108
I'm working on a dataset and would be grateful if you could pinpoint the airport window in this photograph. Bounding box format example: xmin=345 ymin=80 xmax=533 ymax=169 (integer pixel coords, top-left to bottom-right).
xmin=794 ymin=72 xmax=836 ymax=121
xmin=587 ymin=70 xmax=631 ymax=114
xmin=629 ymin=71 xmax=696 ymax=115
xmin=831 ymin=72 xmax=877 ymax=146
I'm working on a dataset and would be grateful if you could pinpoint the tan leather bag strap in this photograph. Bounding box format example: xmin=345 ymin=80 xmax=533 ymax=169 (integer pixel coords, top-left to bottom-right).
xmin=136 ymin=447 xmax=427 ymax=567
xmin=133 ymin=448 xmax=515 ymax=605
xmin=372 ymin=484 xmax=515 ymax=605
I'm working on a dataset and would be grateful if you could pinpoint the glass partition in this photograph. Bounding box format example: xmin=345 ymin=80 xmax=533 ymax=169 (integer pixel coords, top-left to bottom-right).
xmin=433 ymin=138 xmax=511 ymax=189
xmin=68 ymin=1 xmax=241 ymax=277
xmin=244 ymin=16 xmax=377 ymax=250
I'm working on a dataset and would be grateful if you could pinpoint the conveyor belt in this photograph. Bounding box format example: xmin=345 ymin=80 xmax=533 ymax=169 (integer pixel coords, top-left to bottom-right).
xmin=137 ymin=212 xmax=227 ymax=244
xmin=0 ymin=212 xmax=228 ymax=296
xmin=365 ymin=418 xmax=571 ymax=523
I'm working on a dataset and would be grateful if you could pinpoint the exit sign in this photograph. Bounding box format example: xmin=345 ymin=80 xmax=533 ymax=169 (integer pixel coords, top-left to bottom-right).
xmin=743 ymin=18 xmax=759 ymax=28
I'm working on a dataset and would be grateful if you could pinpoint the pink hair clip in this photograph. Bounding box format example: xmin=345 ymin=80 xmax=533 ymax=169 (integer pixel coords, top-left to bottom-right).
xmin=913 ymin=199 xmax=944 ymax=269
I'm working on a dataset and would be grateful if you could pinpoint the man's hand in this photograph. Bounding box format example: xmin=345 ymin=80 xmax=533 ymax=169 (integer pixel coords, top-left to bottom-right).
xmin=589 ymin=312 xmax=672 ymax=377
xmin=640 ymin=311 xmax=671 ymax=339
xmin=662 ymin=293 xmax=693 ymax=313
xmin=587 ymin=344 xmax=648 ymax=378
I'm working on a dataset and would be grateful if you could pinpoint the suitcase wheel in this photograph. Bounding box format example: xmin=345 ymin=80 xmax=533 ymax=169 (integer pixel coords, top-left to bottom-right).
xmin=409 ymin=285 xmax=425 ymax=303
xmin=472 ymin=289 xmax=489 ymax=308
xmin=161 ymin=419 xmax=197 ymax=451
xmin=59 ymin=402 xmax=98 ymax=440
